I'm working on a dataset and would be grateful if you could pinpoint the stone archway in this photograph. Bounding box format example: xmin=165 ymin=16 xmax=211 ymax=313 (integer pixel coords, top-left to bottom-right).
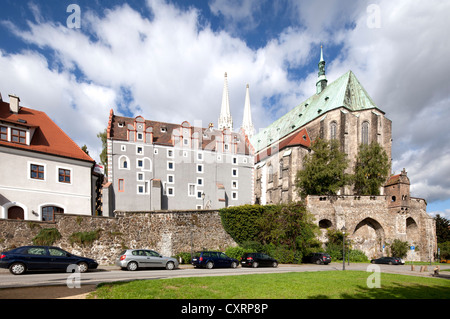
xmin=8 ymin=206 xmax=24 ymax=220
xmin=352 ymin=217 xmax=385 ymax=260
xmin=406 ymin=217 xmax=419 ymax=245
xmin=318 ymin=219 xmax=333 ymax=244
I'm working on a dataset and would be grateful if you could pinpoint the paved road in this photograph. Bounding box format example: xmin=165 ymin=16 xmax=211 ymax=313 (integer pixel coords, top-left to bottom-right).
xmin=0 ymin=263 xmax=448 ymax=299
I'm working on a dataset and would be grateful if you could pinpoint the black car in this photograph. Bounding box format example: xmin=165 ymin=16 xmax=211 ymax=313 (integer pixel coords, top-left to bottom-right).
xmin=304 ymin=252 xmax=331 ymax=265
xmin=370 ymin=257 xmax=404 ymax=265
xmin=240 ymin=253 xmax=278 ymax=268
xmin=0 ymin=246 xmax=98 ymax=275
xmin=191 ymin=251 xmax=239 ymax=269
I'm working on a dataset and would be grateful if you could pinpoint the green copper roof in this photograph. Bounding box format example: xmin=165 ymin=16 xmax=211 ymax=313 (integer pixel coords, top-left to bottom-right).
xmin=251 ymin=70 xmax=380 ymax=153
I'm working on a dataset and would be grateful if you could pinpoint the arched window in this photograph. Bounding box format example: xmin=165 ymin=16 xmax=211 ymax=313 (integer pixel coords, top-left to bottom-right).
xmin=42 ymin=206 xmax=64 ymax=222
xmin=330 ymin=121 xmax=337 ymax=140
xmin=362 ymin=121 xmax=370 ymax=145
xmin=119 ymin=155 xmax=130 ymax=170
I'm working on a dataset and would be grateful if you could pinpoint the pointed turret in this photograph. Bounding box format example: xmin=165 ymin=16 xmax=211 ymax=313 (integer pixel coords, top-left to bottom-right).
xmin=241 ymin=84 xmax=255 ymax=138
xmin=218 ymin=72 xmax=233 ymax=131
xmin=316 ymin=45 xmax=328 ymax=94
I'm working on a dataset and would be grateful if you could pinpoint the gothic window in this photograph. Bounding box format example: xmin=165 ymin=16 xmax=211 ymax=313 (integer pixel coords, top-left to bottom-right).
xmin=330 ymin=121 xmax=337 ymax=140
xmin=119 ymin=156 xmax=129 ymax=169
xmin=362 ymin=121 xmax=370 ymax=145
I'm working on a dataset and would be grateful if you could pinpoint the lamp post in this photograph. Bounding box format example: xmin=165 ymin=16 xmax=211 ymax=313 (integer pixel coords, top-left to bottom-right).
xmin=341 ymin=226 xmax=347 ymax=271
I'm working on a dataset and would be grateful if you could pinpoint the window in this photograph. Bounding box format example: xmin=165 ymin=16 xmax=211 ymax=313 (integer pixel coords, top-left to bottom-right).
xmin=42 ymin=206 xmax=64 ymax=222
xmin=11 ymin=128 xmax=26 ymax=144
xmin=232 ymin=192 xmax=238 ymax=200
xmin=167 ymin=187 xmax=175 ymax=196
xmin=362 ymin=121 xmax=369 ymax=145
xmin=137 ymin=173 xmax=144 ymax=181
xmin=121 ymin=145 xmax=126 ymax=152
xmin=183 ymin=138 xmax=189 ymax=146
xmin=138 ymin=185 xmax=144 ymax=194
xmin=197 ymin=191 xmax=203 ymax=199
xmin=330 ymin=121 xmax=337 ymax=140
xmin=232 ymin=156 xmax=237 ymax=164
xmin=118 ymin=179 xmax=124 ymax=192
xmin=167 ymin=149 xmax=174 ymax=158
xmin=137 ymin=159 xmax=143 ymax=168
xmin=137 ymin=146 xmax=143 ymax=154
xmin=232 ymin=180 xmax=238 ymax=189
xmin=30 ymin=164 xmax=44 ymax=180
xmin=119 ymin=156 xmax=129 ymax=169
xmin=167 ymin=174 xmax=174 ymax=184
xmin=197 ymin=152 xmax=203 ymax=161
xmin=0 ymin=126 xmax=7 ymax=141
xmin=232 ymin=168 xmax=238 ymax=177
xmin=58 ymin=169 xmax=71 ymax=183
xmin=197 ymin=177 xmax=203 ymax=186
xmin=197 ymin=164 xmax=203 ymax=173
xmin=188 ymin=184 xmax=196 ymax=197
xmin=137 ymin=133 xmax=143 ymax=140
xmin=167 ymin=161 xmax=174 ymax=171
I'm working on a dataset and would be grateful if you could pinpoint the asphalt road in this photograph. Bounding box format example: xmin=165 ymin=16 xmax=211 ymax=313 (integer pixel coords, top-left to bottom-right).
xmin=0 ymin=263 xmax=448 ymax=299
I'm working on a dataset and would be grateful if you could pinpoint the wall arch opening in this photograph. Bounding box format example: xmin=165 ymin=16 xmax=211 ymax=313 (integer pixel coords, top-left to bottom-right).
xmin=352 ymin=217 xmax=385 ymax=259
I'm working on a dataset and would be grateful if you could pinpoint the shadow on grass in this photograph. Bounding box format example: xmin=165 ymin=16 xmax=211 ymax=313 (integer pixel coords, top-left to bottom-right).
xmin=309 ymin=282 xmax=450 ymax=299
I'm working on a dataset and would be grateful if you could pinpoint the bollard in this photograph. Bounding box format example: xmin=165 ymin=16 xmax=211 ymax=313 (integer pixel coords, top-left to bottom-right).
xmin=411 ymin=265 xmax=415 ymax=271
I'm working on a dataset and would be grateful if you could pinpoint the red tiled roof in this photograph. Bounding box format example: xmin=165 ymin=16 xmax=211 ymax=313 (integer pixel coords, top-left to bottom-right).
xmin=255 ymin=128 xmax=310 ymax=162
xmin=0 ymin=101 xmax=94 ymax=163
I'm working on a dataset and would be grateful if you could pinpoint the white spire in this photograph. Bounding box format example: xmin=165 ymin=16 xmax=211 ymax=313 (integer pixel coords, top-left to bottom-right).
xmin=241 ymin=84 xmax=255 ymax=138
xmin=218 ymin=72 xmax=233 ymax=130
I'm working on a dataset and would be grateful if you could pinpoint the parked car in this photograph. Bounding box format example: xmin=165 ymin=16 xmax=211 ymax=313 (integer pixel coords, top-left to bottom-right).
xmin=370 ymin=257 xmax=404 ymax=265
xmin=191 ymin=251 xmax=239 ymax=269
xmin=240 ymin=252 xmax=278 ymax=268
xmin=0 ymin=246 xmax=98 ymax=275
xmin=116 ymin=249 xmax=178 ymax=271
xmin=303 ymin=252 xmax=331 ymax=265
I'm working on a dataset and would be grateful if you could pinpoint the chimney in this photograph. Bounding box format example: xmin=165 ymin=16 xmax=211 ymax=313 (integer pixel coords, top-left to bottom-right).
xmin=9 ymin=94 xmax=20 ymax=114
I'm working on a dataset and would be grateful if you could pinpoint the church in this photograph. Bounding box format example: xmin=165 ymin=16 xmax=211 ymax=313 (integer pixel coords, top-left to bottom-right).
xmin=239 ymin=46 xmax=435 ymax=261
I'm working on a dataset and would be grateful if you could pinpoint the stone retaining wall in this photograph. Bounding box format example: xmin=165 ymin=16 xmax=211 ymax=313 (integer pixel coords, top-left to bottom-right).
xmin=0 ymin=210 xmax=237 ymax=265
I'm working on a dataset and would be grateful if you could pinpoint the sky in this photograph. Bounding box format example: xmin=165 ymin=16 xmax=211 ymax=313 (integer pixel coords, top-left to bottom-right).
xmin=0 ymin=0 xmax=449 ymax=218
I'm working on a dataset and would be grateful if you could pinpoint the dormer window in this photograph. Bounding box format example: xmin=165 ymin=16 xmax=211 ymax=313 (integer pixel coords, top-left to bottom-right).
xmin=0 ymin=126 xmax=7 ymax=141
xmin=11 ymin=128 xmax=26 ymax=144
xmin=118 ymin=121 xmax=125 ymax=128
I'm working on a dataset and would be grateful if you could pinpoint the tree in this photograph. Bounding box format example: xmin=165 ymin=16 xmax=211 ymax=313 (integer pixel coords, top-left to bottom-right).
xmin=81 ymin=144 xmax=89 ymax=155
xmin=435 ymin=214 xmax=450 ymax=243
xmin=353 ymin=142 xmax=390 ymax=195
xmin=389 ymin=239 xmax=409 ymax=258
xmin=296 ymin=138 xmax=350 ymax=198
xmin=97 ymin=129 xmax=108 ymax=175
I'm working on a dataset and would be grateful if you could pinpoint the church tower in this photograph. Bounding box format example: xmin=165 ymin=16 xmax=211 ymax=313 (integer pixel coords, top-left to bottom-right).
xmin=218 ymin=72 xmax=233 ymax=131
xmin=241 ymin=84 xmax=255 ymax=138
xmin=316 ymin=45 xmax=328 ymax=94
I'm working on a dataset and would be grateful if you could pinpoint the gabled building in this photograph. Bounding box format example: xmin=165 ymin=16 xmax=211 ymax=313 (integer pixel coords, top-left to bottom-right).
xmin=106 ymin=110 xmax=254 ymax=212
xmin=0 ymin=94 xmax=96 ymax=221
xmin=252 ymin=47 xmax=392 ymax=204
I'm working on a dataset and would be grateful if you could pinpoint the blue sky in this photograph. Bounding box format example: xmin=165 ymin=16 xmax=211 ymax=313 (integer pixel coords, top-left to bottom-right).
xmin=0 ymin=0 xmax=449 ymax=218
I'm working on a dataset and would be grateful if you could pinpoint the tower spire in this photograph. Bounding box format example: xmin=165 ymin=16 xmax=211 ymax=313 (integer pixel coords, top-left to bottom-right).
xmin=241 ymin=84 xmax=255 ymax=138
xmin=218 ymin=72 xmax=233 ymax=130
xmin=316 ymin=45 xmax=328 ymax=94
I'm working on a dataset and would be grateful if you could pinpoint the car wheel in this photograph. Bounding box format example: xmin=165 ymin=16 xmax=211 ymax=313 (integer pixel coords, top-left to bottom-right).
xmin=127 ymin=261 xmax=138 ymax=271
xmin=252 ymin=262 xmax=259 ymax=268
xmin=371 ymin=260 xmax=376 ymax=264
xmin=166 ymin=261 xmax=175 ymax=270
xmin=272 ymin=262 xmax=278 ymax=268
xmin=388 ymin=261 xmax=393 ymax=265
xmin=231 ymin=262 xmax=238 ymax=269
xmin=206 ymin=261 xmax=214 ymax=269
xmin=9 ymin=262 xmax=26 ymax=275
xmin=316 ymin=259 xmax=322 ymax=265
xmin=77 ymin=262 xmax=89 ymax=273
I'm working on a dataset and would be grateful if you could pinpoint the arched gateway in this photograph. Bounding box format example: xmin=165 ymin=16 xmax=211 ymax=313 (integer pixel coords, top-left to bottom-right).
xmin=351 ymin=217 xmax=385 ymax=260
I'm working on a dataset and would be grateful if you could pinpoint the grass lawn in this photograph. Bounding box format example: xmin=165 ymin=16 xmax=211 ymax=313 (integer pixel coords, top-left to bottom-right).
xmin=89 ymin=271 xmax=450 ymax=299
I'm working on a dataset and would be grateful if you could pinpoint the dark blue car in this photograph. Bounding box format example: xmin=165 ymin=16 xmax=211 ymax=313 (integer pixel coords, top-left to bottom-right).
xmin=0 ymin=246 xmax=98 ymax=275
xmin=191 ymin=251 xmax=239 ymax=269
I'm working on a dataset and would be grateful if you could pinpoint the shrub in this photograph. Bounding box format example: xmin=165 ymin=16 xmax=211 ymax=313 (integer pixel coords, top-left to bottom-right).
xmin=174 ymin=252 xmax=192 ymax=264
xmin=69 ymin=229 xmax=102 ymax=247
xmin=225 ymin=246 xmax=255 ymax=260
xmin=389 ymin=239 xmax=409 ymax=258
xmin=348 ymin=249 xmax=369 ymax=262
xmin=32 ymin=228 xmax=61 ymax=246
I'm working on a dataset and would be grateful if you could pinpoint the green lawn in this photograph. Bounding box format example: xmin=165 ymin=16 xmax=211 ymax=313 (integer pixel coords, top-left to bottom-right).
xmin=89 ymin=271 xmax=450 ymax=299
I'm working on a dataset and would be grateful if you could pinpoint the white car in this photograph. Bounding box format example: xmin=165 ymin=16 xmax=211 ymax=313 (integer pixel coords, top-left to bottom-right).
xmin=115 ymin=249 xmax=178 ymax=271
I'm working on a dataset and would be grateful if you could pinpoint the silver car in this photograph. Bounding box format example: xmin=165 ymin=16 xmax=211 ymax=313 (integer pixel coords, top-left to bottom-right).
xmin=115 ymin=249 xmax=179 ymax=271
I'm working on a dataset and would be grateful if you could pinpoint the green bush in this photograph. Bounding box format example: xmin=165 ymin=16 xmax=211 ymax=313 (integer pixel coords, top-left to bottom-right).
xmin=69 ymin=229 xmax=102 ymax=247
xmin=174 ymin=252 xmax=192 ymax=264
xmin=225 ymin=246 xmax=255 ymax=260
xmin=389 ymin=239 xmax=409 ymax=258
xmin=348 ymin=249 xmax=369 ymax=262
xmin=32 ymin=228 xmax=61 ymax=246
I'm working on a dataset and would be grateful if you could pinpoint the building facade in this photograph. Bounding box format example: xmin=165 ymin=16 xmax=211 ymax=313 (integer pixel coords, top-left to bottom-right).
xmin=106 ymin=110 xmax=254 ymax=212
xmin=0 ymin=94 xmax=96 ymax=221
